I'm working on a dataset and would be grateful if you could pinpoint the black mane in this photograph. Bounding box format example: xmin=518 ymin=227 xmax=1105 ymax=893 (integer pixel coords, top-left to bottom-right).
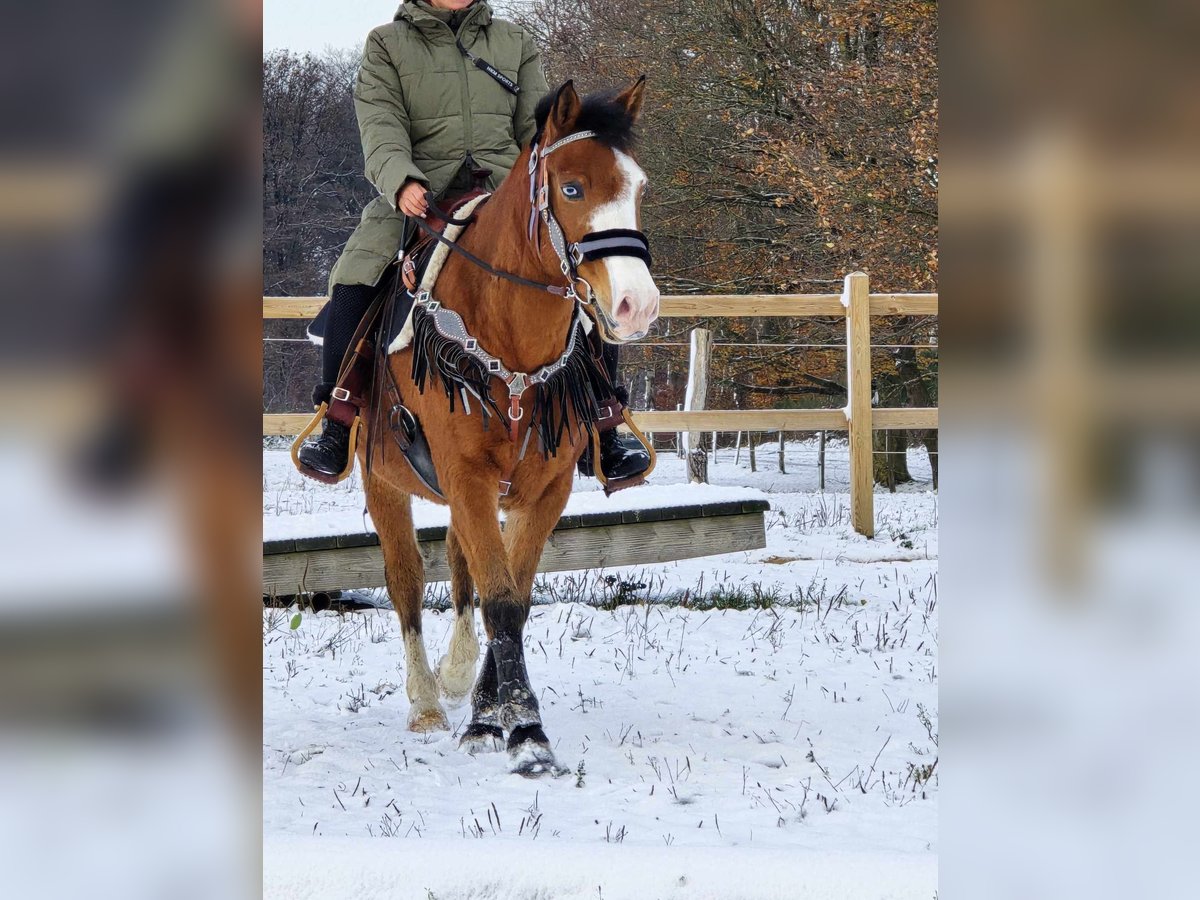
xmin=533 ymin=85 xmax=637 ymax=152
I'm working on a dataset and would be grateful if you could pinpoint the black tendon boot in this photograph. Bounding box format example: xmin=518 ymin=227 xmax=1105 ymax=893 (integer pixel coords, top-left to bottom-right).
xmin=577 ymin=342 xmax=651 ymax=481
xmin=297 ymin=283 xmax=377 ymax=477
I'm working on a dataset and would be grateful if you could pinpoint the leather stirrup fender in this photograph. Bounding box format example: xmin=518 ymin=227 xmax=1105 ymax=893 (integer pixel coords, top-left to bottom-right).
xmin=385 ymin=403 xmax=516 ymax=500
xmin=390 ymin=404 xmax=445 ymax=499
xmin=291 ymin=285 xmax=387 ymax=483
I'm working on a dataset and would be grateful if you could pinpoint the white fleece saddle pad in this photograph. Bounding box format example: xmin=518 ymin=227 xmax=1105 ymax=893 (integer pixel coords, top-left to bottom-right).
xmin=386 ymin=192 xmax=492 ymax=355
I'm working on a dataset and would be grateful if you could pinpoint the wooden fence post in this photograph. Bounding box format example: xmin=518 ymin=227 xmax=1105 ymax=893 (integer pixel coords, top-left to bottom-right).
xmin=778 ymin=431 xmax=786 ymax=473
xmin=844 ymin=272 xmax=874 ymax=537
xmin=685 ymin=327 xmax=712 ymax=483
xmin=818 ymin=430 xmax=826 ymax=490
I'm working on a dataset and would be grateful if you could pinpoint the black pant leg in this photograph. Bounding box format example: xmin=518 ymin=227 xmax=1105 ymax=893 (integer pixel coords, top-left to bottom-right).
xmin=315 ymin=283 xmax=377 ymax=404
xmin=601 ymin=341 xmax=619 ymax=383
xmin=600 ymin=341 xmax=629 ymax=405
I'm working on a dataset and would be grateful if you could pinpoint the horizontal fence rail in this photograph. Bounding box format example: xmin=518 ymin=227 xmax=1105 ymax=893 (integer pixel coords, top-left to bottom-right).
xmin=262 ymin=407 xmax=938 ymax=436
xmin=262 ymin=275 xmax=938 ymax=536
xmin=263 ymin=293 xmax=938 ymax=320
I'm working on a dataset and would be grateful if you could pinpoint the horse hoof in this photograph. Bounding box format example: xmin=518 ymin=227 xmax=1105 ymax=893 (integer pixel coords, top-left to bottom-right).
xmin=459 ymin=723 xmax=504 ymax=755
xmin=507 ymin=725 xmax=568 ymax=778
xmin=407 ymin=705 xmax=450 ymax=733
xmin=510 ymin=746 xmax=568 ymax=778
xmin=436 ymin=657 xmax=476 ymax=707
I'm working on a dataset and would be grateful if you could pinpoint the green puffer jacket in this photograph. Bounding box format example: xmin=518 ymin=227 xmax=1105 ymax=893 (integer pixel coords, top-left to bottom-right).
xmin=330 ymin=0 xmax=549 ymax=289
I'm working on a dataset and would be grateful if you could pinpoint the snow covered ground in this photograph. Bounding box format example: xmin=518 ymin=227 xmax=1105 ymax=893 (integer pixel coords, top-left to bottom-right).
xmin=263 ymin=439 xmax=938 ymax=898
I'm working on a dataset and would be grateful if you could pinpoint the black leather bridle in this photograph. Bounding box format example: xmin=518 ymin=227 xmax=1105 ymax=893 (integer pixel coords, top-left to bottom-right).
xmin=527 ymin=129 xmax=652 ymax=291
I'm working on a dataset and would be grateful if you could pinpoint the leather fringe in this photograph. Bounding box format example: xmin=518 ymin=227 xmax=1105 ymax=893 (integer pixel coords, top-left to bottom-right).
xmin=410 ymin=305 xmax=505 ymax=430
xmin=409 ymin=306 xmax=611 ymax=459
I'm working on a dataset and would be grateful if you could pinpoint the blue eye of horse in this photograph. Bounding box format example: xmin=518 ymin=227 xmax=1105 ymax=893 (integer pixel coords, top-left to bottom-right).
xmin=561 ymin=183 xmax=583 ymax=199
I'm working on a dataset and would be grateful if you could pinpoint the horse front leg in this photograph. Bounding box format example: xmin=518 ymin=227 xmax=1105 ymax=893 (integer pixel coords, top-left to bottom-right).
xmin=442 ymin=524 xmax=503 ymax=754
xmin=503 ymin=470 xmax=573 ymax=602
xmin=364 ymin=478 xmax=448 ymax=733
xmin=447 ymin=474 xmax=565 ymax=776
xmin=491 ymin=473 xmax=575 ymax=775
xmin=459 ymin=641 xmax=504 ymax=754
xmin=437 ymin=525 xmax=480 ymax=706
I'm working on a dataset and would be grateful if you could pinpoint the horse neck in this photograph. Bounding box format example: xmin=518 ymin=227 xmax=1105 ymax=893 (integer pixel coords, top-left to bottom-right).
xmin=440 ymin=153 xmax=577 ymax=374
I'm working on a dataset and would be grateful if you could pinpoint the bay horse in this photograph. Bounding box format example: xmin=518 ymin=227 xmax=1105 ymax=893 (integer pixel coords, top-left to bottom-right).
xmin=362 ymin=79 xmax=659 ymax=776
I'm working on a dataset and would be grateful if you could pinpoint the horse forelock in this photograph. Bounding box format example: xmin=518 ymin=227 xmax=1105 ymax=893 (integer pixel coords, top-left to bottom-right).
xmin=532 ymin=89 xmax=638 ymax=152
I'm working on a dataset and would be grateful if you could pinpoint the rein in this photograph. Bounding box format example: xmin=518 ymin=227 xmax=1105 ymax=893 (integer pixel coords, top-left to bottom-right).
xmin=410 ymin=212 xmax=574 ymax=297
xmin=422 ymin=195 xmax=476 ymax=228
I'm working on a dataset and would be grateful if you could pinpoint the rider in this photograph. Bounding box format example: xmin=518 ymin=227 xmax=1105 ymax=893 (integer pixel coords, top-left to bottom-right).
xmin=298 ymin=0 xmax=651 ymax=484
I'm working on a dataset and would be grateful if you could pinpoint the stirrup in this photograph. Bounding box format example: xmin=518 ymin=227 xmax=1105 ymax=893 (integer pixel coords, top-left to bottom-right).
xmin=591 ymin=409 xmax=657 ymax=497
xmin=290 ymin=401 xmax=362 ymax=485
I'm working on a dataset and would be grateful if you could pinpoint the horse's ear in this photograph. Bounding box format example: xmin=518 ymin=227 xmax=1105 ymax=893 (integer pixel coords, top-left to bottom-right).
xmin=615 ymin=75 xmax=647 ymax=122
xmin=546 ymin=80 xmax=582 ymax=140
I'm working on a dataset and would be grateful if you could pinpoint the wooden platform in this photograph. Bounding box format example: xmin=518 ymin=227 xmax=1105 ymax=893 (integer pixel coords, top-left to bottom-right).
xmin=263 ymin=497 xmax=770 ymax=596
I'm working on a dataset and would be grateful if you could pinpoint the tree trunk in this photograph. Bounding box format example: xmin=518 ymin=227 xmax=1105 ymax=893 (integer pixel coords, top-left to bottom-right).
xmin=688 ymin=449 xmax=709 ymax=484
xmin=893 ymin=346 xmax=938 ymax=488
xmin=685 ymin=328 xmax=711 ymax=464
xmin=873 ymin=429 xmax=912 ymax=491
xmin=818 ymin=430 xmax=826 ymax=490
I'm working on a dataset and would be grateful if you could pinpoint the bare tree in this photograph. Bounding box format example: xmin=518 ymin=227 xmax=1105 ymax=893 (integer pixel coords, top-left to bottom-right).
xmin=263 ymin=50 xmax=371 ymax=413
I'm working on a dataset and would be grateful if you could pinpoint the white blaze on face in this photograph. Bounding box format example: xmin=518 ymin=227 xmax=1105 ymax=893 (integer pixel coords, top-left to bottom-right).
xmin=587 ymin=149 xmax=660 ymax=340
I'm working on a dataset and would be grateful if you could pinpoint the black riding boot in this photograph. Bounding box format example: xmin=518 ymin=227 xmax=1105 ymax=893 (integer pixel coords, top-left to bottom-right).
xmin=577 ymin=427 xmax=653 ymax=481
xmin=577 ymin=342 xmax=652 ymax=481
xmin=297 ymin=283 xmax=377 ymax=477
xmin=297 ymin=418 xmax=353 ymax=477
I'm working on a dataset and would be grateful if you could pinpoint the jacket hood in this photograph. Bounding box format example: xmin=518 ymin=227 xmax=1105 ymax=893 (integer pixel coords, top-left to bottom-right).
xmin=396 ymin=1 xmax=493 ymax=31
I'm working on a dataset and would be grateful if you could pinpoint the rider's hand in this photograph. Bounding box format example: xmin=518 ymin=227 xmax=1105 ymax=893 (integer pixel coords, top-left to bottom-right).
xmin=397 ymin=180 xmax=429 ymax=218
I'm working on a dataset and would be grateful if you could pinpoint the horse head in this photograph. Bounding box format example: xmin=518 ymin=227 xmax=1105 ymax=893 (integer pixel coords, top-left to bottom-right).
xmin=532 ymin=78 xmax=660 ymax=343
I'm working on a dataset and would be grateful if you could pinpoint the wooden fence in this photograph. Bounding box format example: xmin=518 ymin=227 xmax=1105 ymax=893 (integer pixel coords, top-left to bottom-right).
xmin=263 ymin=272 xmax=938 ymax=537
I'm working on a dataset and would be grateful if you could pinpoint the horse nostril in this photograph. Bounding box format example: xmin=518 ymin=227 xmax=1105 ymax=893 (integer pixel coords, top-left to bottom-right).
xmin=615 ymin=297 xmax=633 ymax=321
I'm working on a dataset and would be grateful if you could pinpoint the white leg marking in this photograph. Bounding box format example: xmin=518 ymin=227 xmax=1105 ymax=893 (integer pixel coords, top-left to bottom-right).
xmin=437 ymin=608 xmax=479 ymax=705
xmin=404 ymin=630 xmax=449 ymax=732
